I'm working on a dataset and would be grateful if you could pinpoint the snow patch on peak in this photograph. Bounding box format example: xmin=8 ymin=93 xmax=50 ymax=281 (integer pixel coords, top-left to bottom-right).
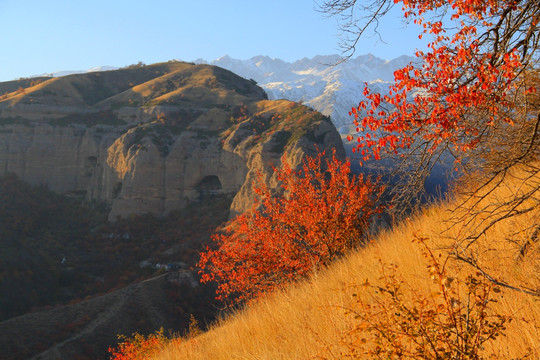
xmin=202 ymin=54 xmax=413 ymax=132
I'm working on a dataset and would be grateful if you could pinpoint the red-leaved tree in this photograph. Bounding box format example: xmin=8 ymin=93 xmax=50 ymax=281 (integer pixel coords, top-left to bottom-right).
xmin=330 ymin=0 xmax=539 ymax=201
xmin=198 ymin=150 xmax=384 ymax=303
xmin=321 ymin=0 xmax=540 ymax=294
xmin=323 ymin=0 xmax=539 ymax=201
xmin=322 ymin=0 xmax=538 ymax=156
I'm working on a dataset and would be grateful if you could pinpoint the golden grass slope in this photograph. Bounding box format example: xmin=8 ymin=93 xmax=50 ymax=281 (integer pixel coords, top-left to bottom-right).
xmin=153 ymin=167 xmax=540 ymax=360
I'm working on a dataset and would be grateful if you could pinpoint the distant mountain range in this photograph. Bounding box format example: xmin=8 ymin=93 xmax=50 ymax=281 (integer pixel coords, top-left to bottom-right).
xmin=34 ymin=54 xmax=415 ymax=133
xmin=195 ymin=54 xmax=415 ymax=132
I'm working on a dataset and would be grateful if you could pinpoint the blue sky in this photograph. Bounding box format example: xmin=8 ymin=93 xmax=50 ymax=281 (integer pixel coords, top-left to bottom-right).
xmin=0 ymin=0 xmax=426 ymax=81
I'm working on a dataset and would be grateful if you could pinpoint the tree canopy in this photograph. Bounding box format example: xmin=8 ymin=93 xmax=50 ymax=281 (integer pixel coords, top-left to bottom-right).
xmin=198 ymin=151 xmax=384 ymax=303
xmin=321 ymin=0 xmax=540 ymax=295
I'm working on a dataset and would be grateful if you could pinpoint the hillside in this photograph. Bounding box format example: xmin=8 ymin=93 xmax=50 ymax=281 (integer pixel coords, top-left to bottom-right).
xmin=150 ymin=167 xmax=540 ymax=359
xmin=0 ymin=61 xmax=346 ymax=359
xmin=23 ymin=54 xmax=415 ymax=134
xmin=0 ymin=61 xmax=344 ymax=221
xmin=0 ymin=174 xmax=230 ymax=359
xmin=0 ymin=271 xmax=217 ymax=360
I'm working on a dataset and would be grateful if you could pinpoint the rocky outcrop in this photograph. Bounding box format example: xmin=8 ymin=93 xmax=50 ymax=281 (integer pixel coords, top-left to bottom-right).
xmin=0 ymin=62 xmax=344 ymax=220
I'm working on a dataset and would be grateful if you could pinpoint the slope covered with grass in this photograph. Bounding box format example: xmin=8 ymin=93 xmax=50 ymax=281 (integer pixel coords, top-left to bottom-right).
xmin=150 ymin=166 xmax=540 ymax=359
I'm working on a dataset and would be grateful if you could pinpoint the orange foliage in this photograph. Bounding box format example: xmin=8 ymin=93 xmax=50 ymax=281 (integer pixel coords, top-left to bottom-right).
xmin=198 ymin=150 xmax=384 ymax=303
xmin=108 ymin=329 xmax=169 ymax=360
xmin=345 ymin=0 xmax=538 ymax=161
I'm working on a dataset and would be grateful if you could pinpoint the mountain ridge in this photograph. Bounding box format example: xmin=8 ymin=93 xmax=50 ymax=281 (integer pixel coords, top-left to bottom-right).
xmin=22 ymin=54 xmax=414 ymax=132
xmin=194 ymin=54 xmax=415 ymax=131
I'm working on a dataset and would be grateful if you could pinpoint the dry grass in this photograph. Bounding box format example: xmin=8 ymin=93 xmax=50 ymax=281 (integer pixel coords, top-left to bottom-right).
xmin=153 ymin=169 xmax=540 ymax=360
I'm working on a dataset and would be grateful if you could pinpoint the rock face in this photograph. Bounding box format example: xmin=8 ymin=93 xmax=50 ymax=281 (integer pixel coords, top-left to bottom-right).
xmin=0 ymin=62 xmax=344 ymax=220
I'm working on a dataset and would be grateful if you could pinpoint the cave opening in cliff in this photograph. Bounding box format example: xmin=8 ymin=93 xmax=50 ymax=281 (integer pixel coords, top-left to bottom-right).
xmin=195 ymin=175 xmax=223 ymax=200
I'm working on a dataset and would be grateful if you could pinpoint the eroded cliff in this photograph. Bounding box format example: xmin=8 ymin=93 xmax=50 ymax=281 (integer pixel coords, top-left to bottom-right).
xmin=0 ymin=62 xmax=344 ymax=220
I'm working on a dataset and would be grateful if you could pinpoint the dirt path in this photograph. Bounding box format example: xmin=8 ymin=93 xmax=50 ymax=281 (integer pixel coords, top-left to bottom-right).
xmin=30 ymin=273 xmax=169 ymax=360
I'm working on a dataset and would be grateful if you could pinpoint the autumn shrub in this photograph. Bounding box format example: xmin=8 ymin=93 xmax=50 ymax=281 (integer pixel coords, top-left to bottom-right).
xmin=108 ymin=328 xmax=169 ymax=360
xmin=337 ymin=236 xmax=510 ymax=360
xmin=198 ymin=150 xmax=384 ymax=303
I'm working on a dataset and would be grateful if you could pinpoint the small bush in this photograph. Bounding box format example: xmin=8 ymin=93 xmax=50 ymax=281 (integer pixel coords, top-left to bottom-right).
xmin=338 ymin=236 xmax=510 ymax=360
xmin=108 ymin=328 xmax=169 ymax=360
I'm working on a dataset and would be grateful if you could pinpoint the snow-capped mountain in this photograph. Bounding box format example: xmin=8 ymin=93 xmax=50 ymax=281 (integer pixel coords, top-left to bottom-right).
xmin=195 ymin=54 xmax=415 ymax=133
